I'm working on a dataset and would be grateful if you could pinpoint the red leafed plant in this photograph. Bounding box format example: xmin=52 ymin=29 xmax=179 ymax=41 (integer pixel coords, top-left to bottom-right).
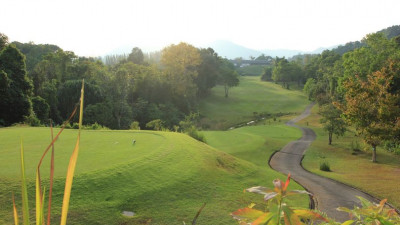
xmin=231 ymin=173 xmax=328 ymax=225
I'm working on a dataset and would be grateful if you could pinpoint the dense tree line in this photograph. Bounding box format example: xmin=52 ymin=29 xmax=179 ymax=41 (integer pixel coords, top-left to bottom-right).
xmin=259 ymin=27 xmax=400 ymax=161
xmin=0 ymin=34 xmax=239 ymax=131
xmin=302 ymin=32 xmax=400 ymax=162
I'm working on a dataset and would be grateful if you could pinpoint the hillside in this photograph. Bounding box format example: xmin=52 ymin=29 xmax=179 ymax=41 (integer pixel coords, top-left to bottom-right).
xmin=199 ymin=76 xmax=309 ymax=130
xmin=0 ymin=126 xmax=308 ymax=224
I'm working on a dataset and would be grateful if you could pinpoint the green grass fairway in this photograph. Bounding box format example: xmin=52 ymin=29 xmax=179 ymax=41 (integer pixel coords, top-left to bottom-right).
xmin=199 ymin=76 xmax=309 ymax=130
xmin=0 ymin=126 xmax=308 ymax=225
xmin=204 ymin=124 xmax=302 ymax=167
xmin=298 ymin=106 xmax=400 ymax=209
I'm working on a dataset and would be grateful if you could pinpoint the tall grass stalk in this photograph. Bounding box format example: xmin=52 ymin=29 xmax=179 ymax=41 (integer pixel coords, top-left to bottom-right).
xmin=60 ymin=79 xmax=84 ymax=225
xmin=19 ymin=140 xmax=30 ymax=225
xmin=13 ymin=80 xmax=85 ymax=225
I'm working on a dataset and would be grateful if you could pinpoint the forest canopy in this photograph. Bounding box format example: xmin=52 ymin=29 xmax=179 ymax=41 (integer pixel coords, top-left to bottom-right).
xmin=0 ymin=33 xmax=239 ymax=130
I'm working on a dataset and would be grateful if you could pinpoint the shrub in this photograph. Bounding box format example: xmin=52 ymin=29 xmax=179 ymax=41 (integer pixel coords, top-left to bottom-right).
xmin=383 ymin=141 xmax=400 ymax=155
xmin=86 ymin=122 xmax=109 ymax=130
xmin=350 ymin=140 xmax=361 ymax=152
xmin=72 ymin=122 xmax=80 ymax=129
xmin=23 ymin=113 xmax=41 ymax=127
xmin=130 ymin=121 xmax=140 ymax=130
xmin=186 ymin=126 xmax=206 ymax=143
xmin=146 ymin=119 xmax=164 ymax=131
xmin=320 ymin=161 xmax=331 ymax=172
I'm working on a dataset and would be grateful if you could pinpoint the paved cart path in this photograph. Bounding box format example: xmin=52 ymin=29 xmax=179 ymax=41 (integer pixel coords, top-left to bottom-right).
xmin=269 ymin=103 xmax=377 ymax=222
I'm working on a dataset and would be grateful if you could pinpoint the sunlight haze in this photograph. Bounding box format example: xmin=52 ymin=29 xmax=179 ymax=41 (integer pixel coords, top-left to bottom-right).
xmin=2 ymin=0 xmax=399 ymax=56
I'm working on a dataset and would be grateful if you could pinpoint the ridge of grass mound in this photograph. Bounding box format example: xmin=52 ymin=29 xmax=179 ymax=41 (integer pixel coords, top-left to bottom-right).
xmin=0 ymin=126 xmax=307 ymax=224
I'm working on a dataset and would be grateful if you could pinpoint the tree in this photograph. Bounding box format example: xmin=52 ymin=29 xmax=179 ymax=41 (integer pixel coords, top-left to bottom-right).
xmin=84 ymin=102 xmax=116 ymax=128
xmin=195 ymin=48 xmax=220 ymax=97
xmin=146 ymin=119 xmax=163 ymax=131
xmin=161 ymin=42 xmax=201 ymax=98
xmin=272 ymin=57 xmax=303 ymax=89
xmin=335 ymin=64 xmax=400 ymax=162
xmin=57 ymin=80 xmax=104 ymax=120
xmin=0 ymin=33 xmax=9 ymax=50
xmin=127 ymin=47 xmax=144 ymax=65
xmin=260 ymin=67 xmax=273 ymax=81
xmin=31 ymin=96 xmax=50 ymax=123
xmin=0 ymin=44 xmax=33 ymax=125
xmin=218 ymin=59 xmax=239 ymax=98
xmin=107 ymin=68 xmax=133 ymax=129
xmin=319 ymin=103 xmax=346 ymax=145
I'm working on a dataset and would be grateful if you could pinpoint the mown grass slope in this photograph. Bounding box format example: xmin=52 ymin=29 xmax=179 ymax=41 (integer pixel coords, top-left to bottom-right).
xmin=0 ymin=126 xmax=308 ymax=225
xmin=299 ymin=105 xmax=400 ymax=209
xmin=199 ymin=76 xmax=309 ymax=130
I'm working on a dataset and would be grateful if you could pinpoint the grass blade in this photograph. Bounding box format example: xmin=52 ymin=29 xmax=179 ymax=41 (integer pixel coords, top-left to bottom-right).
xmin=41 ymin=187 xmax=46 ymax=225
xmin=47 ymin=122 xmax=55 ymax=225
xmin=60 ymin=80 xmax=84 ymax=225
xmin=12 ymin=193 xmax=19 ymax=225
xmin=20 ymin=140 xmax=30 ymax=225
xmin=35 ymin=170 xmax=45 ymax=225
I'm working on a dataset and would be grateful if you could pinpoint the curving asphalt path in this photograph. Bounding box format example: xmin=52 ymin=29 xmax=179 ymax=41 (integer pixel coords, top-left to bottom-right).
xmin=269 ymin=103 xmax=377 ymax=222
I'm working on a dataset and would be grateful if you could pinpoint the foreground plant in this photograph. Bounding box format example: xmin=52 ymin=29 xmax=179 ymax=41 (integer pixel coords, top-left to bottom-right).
xmin=13 ymin=80 xmax=85 ymax=225
xmin=231 ymin=174 xmax=400 ymax=225
xmin=338 ymin=197 xmax=400 ymax=225
xmin=231 ymin=173 xmax=328 ymax=225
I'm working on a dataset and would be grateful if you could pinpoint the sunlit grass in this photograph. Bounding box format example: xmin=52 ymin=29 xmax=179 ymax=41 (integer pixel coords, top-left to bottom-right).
xmin=0 ymin=127 xmax=308 ymax=224
xmin=199 ymin=76 xmax=309 ymax=129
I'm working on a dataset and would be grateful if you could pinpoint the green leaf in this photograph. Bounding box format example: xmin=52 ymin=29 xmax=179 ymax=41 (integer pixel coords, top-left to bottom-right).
xmin=337 ymin=207 xmax=353 ymax=214
xmin=246 ymin=186 xmax=270 ymax=195
xmin=282 ymin=205 xmax=303 ymax=225
xmin=356 ymin=196 xmax=372 ymax=208
xmin=377 ymin=218 xmax=395 ymax=225
xmin=264 ymin=192 xmax=278 ymax=201
xmin=231 ymin=208 xmax=265 ymax=221
xmin=340 ymin=220 xmax=355 ymax=225
xmin=293 ymin=209 xmax=328 ymax=222
xmin=252 ymin=212 xmax=273 ymax=225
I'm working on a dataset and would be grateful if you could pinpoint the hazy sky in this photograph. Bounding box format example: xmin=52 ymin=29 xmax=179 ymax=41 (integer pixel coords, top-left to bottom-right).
xmin=2 ymin=0 xmax=399 ymax=56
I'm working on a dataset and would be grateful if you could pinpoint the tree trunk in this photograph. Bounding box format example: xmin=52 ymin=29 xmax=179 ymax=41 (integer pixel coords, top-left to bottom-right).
xmin=328 ymin=132 xmax=332 ymax=145
xmin=224 ymin=85 xmax=229 ymax=98
xmin=372 ymin=145 xmax=377 ymax=163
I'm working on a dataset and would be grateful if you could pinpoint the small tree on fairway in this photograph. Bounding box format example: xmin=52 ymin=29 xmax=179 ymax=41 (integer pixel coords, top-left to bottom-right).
xmin=218 ymin=59 xmax=239 ymax=98
xmin=319 ymin=103 xmax=346 ymax=145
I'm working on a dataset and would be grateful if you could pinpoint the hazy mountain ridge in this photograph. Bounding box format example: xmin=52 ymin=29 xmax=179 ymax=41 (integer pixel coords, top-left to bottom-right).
xmin=104 ymin=25 xmax=400 ymax=59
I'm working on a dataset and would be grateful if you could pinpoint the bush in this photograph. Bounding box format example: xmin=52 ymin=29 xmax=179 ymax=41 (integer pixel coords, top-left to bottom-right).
xmin=350 ymin=140 xmax=361 ymax=152
xmin=23 ymin=113 xmax=41 ymax=127
xmin=130 ymin=121 xmax=140 ymax=130
xmin=146 ymin=119 xmax=164 ymax=131
xmin=186 ymin=126 xmax=206 ymax=143
xmin=72 ymin=122 xmax=80 ymax=129
xmin=383 ymin=141 xmax=400 ymax=155
xmin=85 ymin=122 xmax=109 ymax=130
xmin=320 ymin=161 xmax=331 ymax=172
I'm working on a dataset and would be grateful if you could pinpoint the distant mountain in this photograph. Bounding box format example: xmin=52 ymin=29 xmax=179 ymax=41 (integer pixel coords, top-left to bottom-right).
xmin=208 ymin=40 xmax=263 ymax=59
xmin=208 ymin=40 xmax=328 ymax=59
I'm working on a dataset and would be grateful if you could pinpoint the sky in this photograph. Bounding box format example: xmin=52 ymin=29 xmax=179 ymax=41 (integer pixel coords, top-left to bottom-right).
xmin=1 ymin=0 xmax=400 ymax=56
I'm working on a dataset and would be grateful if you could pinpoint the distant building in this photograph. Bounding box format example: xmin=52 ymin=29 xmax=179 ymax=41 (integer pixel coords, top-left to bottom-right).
xmin=230 ymin=59 xmax=272 ymax=67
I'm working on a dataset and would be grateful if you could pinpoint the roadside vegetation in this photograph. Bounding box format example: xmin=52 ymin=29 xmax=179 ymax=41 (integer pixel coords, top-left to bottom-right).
xmin=299 ymin=106 xmax=400 ymax=209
